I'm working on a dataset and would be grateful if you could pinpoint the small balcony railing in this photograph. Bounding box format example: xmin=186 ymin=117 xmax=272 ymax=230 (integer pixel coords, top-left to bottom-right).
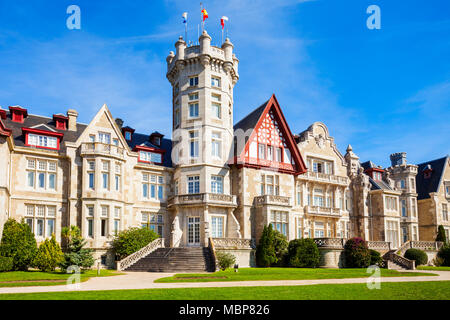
xmin=254 ymin=195 xmax=291 ymax=207
xmin=168 ymin=193 xmax=237 ymax=207
xmin=80 ymin=142 xmax=125 ymax=159
xmin=305 ymin=205 xmax=342 ymax=217
xmin=298 ymin=171 xmax=349 ymax=185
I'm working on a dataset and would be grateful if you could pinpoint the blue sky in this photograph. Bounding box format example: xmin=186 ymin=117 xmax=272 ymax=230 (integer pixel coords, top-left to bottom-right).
xmin=0 ymin=0 xmax=449 ymax=167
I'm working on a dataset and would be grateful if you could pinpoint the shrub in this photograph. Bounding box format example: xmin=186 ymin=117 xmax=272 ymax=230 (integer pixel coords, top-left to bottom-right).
xmin=287 ymin=238 xmax=320 ymax=268
xmin=432 ymin=256 xmax=444 ymax=267
xmin=60 ymin=226 xmax=94 ymax=271
xmin=0 ymin=256 xmax=13 ymax=272
xmin=272 ymin=230 xmax=289 ymax=267
xmin=255 ymin=225 xmax=276 ymax=267
xmin=436 ymin=225 xmax=447 ymax=243
xmin=437 ymin=243 xmax=450 ymax=266
xmin=344 ymin=237 xmax=371 ymax=268
xmin=32 ymin=235 xmax=64 ymax=272
xmin=111 ymin=227 xmax=159 ymax=260
xmin=404 ymin=248 xmax=428 ymax=266
xmin=216 ymin=251 xmax=236 ymax=271
xmin=0 ymin=219 xmax=37 ymax=271
xmin=369 ymin=249 xmax=383 ymax=267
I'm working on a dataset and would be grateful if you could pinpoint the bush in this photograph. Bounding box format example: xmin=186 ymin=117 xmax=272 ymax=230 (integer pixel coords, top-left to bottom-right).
xmin=216 ymin=251 xmax=236 ymax=271
xmin=436 ymin=225 xmax=447 ymax=243
xmin=404 ymin=248 xmax=428 ymax=266
xmin=437 ymin=243 xmax=450 ymax=266
xmin=111 ymin=227 xmax=159 ymax=260
xmin=255 ymin=225 xmax=276 ymax=267
xmin=369 ymin=249 xmax=383 ymax=267
xmin=344 ymin=237 xmax=371 ymax=268
xmin=0 ymin=219 xmax=37 ymax=271
xmin=60 ymin=226 xmax=94 ymax=271
xmin=272 ymin=230 xmax=289 ymax=267
xmin=0 ymin=256 xmax=13 ymax=272
xmin=432 ymin=256 xmax=444 ymax=267
xmin=287 ymin=238 xmax=320 ymax=268
xmin=32 ymin=235 xmax=64 ymax=272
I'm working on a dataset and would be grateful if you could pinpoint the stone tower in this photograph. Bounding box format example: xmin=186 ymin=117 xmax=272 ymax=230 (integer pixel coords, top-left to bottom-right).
xmin=165 ymin=31 xmax=240 ymax=247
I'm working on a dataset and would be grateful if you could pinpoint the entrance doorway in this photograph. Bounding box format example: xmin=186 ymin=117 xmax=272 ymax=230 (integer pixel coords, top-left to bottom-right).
xmin=187 ymin=217 xmax=201 ymax=246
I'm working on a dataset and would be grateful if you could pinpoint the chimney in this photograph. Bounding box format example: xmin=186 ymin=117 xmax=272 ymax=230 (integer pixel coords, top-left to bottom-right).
xmin=67 ymin=109 xmax=78 ymax=131
xmin=115 ymin=118 xmax=124 ymax=129
xmin=390 ymin=152 xmax=407 ymax=167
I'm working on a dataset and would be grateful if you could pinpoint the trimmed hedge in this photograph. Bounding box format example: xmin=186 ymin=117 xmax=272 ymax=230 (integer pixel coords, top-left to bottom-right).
xmin=404 ymin=248 xmax=428 ymax=266
xmin=344 ymin=237 xmax=371 ymax=268
xmin=437 ymin=244 xmax=450 ymax=266
xmin=111 ymin=227 xmax=159 ymax=260
xmin=0 ymin=256 xmax=13 ymax=272
xmin=287 ymin=238 xmax=320 ymax=268
xmin=369 ymin=249 xmax=383 ymax=267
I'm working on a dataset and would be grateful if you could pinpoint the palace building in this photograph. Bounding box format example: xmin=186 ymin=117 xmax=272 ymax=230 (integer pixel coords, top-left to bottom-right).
xmin=0 ymin=32 xmax=448 ymax=269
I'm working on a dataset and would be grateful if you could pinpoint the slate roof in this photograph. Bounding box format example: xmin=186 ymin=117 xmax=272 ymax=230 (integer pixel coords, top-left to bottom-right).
xmin=416 ymin=156 xmax=449 ymax=200
xmin=360 ymin=160 xmax=380 ymax=171
xmin=126 ymin=132 xmax=173 ymax=168
xmin=368 ymin=177 xmax=393 ymax=191
xmin=2 ymin=111 xmax=87 ymax=152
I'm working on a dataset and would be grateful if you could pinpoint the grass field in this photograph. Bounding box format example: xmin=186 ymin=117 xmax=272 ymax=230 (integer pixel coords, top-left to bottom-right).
xmin=0 ymin=270 xmax=121 ymax=287
xmin=417 ymin=266 xmax=450 ymax=271
xmin=0 ymin=281 xmax=448 ymax=300
xmin=155 ymin=267 xmax=437 ymax=283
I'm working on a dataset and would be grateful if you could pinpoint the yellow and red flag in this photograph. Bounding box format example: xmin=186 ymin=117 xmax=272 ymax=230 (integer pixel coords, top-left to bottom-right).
xmin=202 ymin=9 xmax=208 ymax=21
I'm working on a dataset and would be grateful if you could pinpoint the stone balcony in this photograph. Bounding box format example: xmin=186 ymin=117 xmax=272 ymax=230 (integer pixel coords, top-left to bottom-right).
xmin=305 ymin=205 xmax=342 ymax=217
xmin=298 ymin=171 xmax=349 ymax=186
xmin=80 ymin=142 xmax=125 ymax=160
xmin=254 ymin=195 xmax=292 ymax=207
xmin=168 ymin=193 xmax=237 ymax=208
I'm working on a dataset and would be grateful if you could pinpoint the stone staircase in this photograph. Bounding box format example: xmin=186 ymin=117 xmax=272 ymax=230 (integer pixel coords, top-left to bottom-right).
xmin=383 ymin=250 xmax=415 ymax=270
xmin=124 ymin=247 xmax=215 ymax=272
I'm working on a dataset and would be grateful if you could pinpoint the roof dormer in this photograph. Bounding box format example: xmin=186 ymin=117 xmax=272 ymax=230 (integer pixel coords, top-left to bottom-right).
xmin=0 ymin=107 xmax=6 ymax=120
xmin=53 ymin=114 xmax=68 ymax=130
xmin=423 ymin=164 xmax=433 ymax=179
xmin=122 ymin=126 xmax=135 ymax=141
xmin=149 ymin=131 xmax=164 ymax=147
xmin=9 ymin=106 xmax=28 ymax=123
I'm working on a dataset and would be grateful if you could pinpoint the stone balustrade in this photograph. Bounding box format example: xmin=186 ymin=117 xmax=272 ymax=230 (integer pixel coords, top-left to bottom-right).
xmin=305 ymin=205 xmax=342 ymax=217
xmin=367 ymin=241 xmax=391 ymax=251
xmin=397 ymin=240 xmax=444 ymax=256
xmin=212 ymin=238 xmax=255 ymax=249
xmin=117 ymin=238 xmax=164 ymax=271
xmin=313 ymin=237 xmax=345 ymax=248
xmin=168 ymin=193 xmax=237 ymax=207
xmin=81 ymin=142 xmax=125 ymax=159
xmin=299 ymin=171 xmax=349 ymax=185
xmin=388 ymin=252 xmax=415 ymax=270
xmin=254 ymin=195 xmax=291 ymax=207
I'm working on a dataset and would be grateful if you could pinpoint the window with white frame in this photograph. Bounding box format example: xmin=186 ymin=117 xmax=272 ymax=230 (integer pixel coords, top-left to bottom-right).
xmin=139 ymin=151 xmax=163 ymax=164
xmin=411 ymin=198 xmax=417 ymax=217
xmin=296 ymin=185 xmax=302 ymax=206
xmin=100 ymin=206 xmax=109 ymax=237
xmin=142 ymin=173 xmax=165 ymax=200
xmin=211 ymin=76 xmax=221 ymax=88
xmin=443 ymin=203 xmax=448 ymax=221
xmin=188 ymin=175 xmax=200 ymax=194
xmin=87 ymin=160 xmax=95 ymax=189
xmin=258 ymin=143 xmax=265 ymax=160
xmin=211 ymin=175 xmax=223 ymax=194
xmin=314 ymin=221 xmax=325 ymax=238
xmin=313 ymin=188 xmax=324 ymax=207
xmin=296 ymin=217 xmax=303 ymax=239
xmin=211 ymin=132 xmax=221 ymax=158
xmin=86 ymin=205 xmax=94 ymax=238
xmin=189 ymin=76 xmax=199 ymax=87
xmin=174 ymin=108 xmax=180 ymax=127
xmin=98 ymin=132 xmax=111 ymax=144
xmin=270 ymin=211 xmax=288 ymax=236
xmin=189 ymin=92 xmax=199 ymax=101
xmin=26 ymin=158 xmax=57 ymax=191
xmin=410 ymin=178 xmax=415 ymax=191
xmin=211 ymin=216 xmax=224 ymax=238
xmin=101 ymin=161 xmax=109 ymax=190
xmin=212 ymin=103 xmax=221 ymax=119
xmin=260 ymin=174 xmax=279 ymax=196
xmin=25 ymin=204 xmax=56 ymax=238
xmin=189 ymin=102 xmax=199 ymax=118
xmin=114 ymin=207 xmax=121 ymax=234
xmin=310 ymin=158 xmax=333 ymax=174
xmin=28 ymin=134 xmax=58 ymax=149
xmin=445 ymin=185 xmax=450 ymax=197
xmin=385 ymin=196 xmax=398 ymax=211
xmin=141 ymin=212 xmax=164 ymax=236
xmin=189 ymin=131 xmax=199 ymax=158
xmin=114 ymin=163 xmax=121 ymax=191
xmin=400 ymin=179 xmax=406 ymax=189
xmin=401 ymin=199 xmax=407 ymax=217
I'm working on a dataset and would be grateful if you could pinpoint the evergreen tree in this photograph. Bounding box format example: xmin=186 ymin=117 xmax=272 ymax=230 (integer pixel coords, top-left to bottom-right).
xmin=60 ymin=226 xmax=94 ymax=271
xmin=0 ymin=219 xmax=37 ymax=271
xmin=32 ymin=235 xmax=64 ymax=272
xmin=255 ymin=224 xmax=277 ymax=267
xmin=436 ymin=225 xmax=447 ymax=243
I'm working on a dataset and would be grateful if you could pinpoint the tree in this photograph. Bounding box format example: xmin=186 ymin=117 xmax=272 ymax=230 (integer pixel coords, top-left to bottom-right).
xmin=343 ymin=237 xmax=371 ymax=268
xmin=0 ymin=219 xmax=37 ymax=271
xmin=60 ymin=226 xmax=94 ymax=271
xmin=32 ymin=235 xmax=64 ymax=272
xmin=255 ymin=225 xmax=276 ymax=267
xmin=287 ymin=238 xmax=320 ymax=268
xmin=437 ymin=244 xmax=450 ymax=266
xmin=111 ymin=227 xmax=159 ymax=260
xmin=436 ymin=225 xmax=447 ymax=243
xmin=272 ymin=230 xmax=289 ymax=266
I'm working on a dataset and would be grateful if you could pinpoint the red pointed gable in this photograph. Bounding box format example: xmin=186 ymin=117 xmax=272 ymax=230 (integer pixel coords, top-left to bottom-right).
xmin=231 ymin=94 xmax=307 ymax=175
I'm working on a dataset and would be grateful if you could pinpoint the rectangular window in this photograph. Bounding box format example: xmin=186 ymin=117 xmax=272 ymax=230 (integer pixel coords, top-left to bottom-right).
xmin=101 ymin=220 xmax=107 ymax=237
xmin=28 ymin=172 xmax=35 ymax=187
xmin=27 ymin=158 xmax=58 ymax=191
xmin=48 ymin=173 xmax=56 ymax=189
xmin=188 ymin=176 xmax=200 ymax=194
xmin=189 ymin=131 xmax=199 ymax=158
xmin=28 ymin=134 xmax=58 ymax=149
xmin=211 ymin=132 xmax=221 ymax=158
xmin=401 ymin=200 xmax=407 ymax=217
xmin=88 ymin=173 xmax=95 ymax=189
xmin=275 ymin=147 xmax=282 ymax=162
xmin=212 ymin=103 xmax=221 ymax=119
xmin=88 ymin=219 xmax=94 ymax=237
xmin=115 ymin=175 xmax=120 ymax=191
xmin=443 ymin=204 xmax=448 ymax=221
xmin=189 ymin=103 xmax=199 ymax=118
xmin=102 ymin=173 xmax=109 ymax=189
xmin=87 ymin=206 xmax=94 ymax=217
xmin=258 ymin=144 xmax=266 ymax=160
xmin=38 ymin=172 xmax=45 ymax=188
xmin=189 ymin=76 xmax=199 ymax=86
xmin=270 ymin=211 xmax=288 ymax=237
xmin=158 ymin=185 xmax=164 ymax=199
xmin=211 ymin=176 xmax=224 ymax=194
xmin=36 ymin=219 xmax=44 ymax=237
xmin=98 ymin=132 xmax=111 ymax=144
xmin=211 ymin=216 xmax=224 ymax=238
xmin=139 ymin=151 xmax=163 ymax=163
xmin=267 ymin=146 xmax=273 ymax=161
xmin=211 ymin=77 xmax=221 ymax=88
xmin=400 ymin=180 xmax=406 ymax=189
xmin=46 ymin=219 xmax=55 ymax=237
xmin=189 ymin=92 xmax=199 ymax=101
xmin=314 ymin=222 xmax=325 ymax=238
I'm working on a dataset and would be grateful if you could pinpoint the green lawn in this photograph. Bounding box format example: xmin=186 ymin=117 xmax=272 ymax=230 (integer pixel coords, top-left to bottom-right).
xmin=155 ymin=267 xmax=436 ymax=283
xmin=0 ymin=281 xmax=448 ymax=300
xmin=417 ymin=266 xmax=450 ymax=271
xmin=0 ymin=270 xmax=121 ymax=287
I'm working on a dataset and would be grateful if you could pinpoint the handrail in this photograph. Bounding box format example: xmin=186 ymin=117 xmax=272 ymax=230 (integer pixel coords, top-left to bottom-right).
xmin=387 ymin=252 xmax=415 ymax=270
xmin=209 ymin=237 xmax=217 ymax=272
xmin=163 ymin=237 xmax=181 ymax=258
xmin=117 ymin=238 xmax=164 ymax=271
